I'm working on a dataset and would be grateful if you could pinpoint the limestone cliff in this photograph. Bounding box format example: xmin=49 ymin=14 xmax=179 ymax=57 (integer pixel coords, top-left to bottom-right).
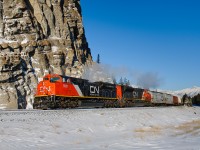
xmin=0 ymin=0 xmax=93 ymax=109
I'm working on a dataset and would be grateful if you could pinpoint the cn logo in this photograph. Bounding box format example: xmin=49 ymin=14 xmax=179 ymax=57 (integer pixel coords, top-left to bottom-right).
xmin=90 ymin=86 xmax=99 ymax=94
xmin=133 ymin=91 xmax=139 ymax=98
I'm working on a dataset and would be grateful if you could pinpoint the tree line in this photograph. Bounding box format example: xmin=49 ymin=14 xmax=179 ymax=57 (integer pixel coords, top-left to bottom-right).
xmin=191 ymin=94 xmax=200 ymax=105
xmin=181 ymin=93 xmax=200 ymax=106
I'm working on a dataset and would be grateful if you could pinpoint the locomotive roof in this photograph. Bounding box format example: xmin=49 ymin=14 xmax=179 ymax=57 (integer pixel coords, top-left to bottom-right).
xmin=60 ymin=75 xmax=88 ymax=81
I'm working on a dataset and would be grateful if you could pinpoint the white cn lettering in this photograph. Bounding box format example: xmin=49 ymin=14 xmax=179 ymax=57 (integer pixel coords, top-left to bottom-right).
xmin=90 ymin=86 xmax=99 ymax=94
xmin=40 ymin=86 xmax=44 ymax=92
xmin=133 ymin=91 xmax=139 ymax=98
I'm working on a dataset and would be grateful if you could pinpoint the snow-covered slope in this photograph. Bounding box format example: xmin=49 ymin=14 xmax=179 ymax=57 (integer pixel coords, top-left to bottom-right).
xmin=174 ymin=86 xmax=200 ymax=97
xmin=160 ymin=86 xmax=200 ymax=98
xmin=0 ymin=107 xmax=200 ymax=150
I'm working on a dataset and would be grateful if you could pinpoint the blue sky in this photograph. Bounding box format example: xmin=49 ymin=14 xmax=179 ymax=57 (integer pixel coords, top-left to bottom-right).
xmin=80 ymin=0 xmax=200 ymax=90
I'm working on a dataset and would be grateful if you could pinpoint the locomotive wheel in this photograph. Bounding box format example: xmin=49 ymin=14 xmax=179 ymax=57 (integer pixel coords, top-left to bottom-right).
xmin=114 ymin=100 xmax=119 ymax=108
xmin=59 ymin=99 xmax=67 ymax=108
xmin=105 ymin=100 xmax=113 ymax=108
xmin=68 ymin=100 xmax=78 ymax=108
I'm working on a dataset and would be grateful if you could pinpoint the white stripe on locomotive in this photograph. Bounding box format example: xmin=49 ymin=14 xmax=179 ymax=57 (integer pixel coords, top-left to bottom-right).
xmin=74 ymin=84 xmax=84 ymax=96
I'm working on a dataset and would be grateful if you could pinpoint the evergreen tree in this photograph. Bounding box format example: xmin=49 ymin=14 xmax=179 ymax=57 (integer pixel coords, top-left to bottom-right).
xmin=123 ymin=78 xmax=130 ymax=86
xmin=182 ymin=94 xmax=192 ymax=106
xmin=123 ymin=77 xmax=128 ymax=85
xmin=96 ymin=54 xmax=100 ymax=64
xmin=112 ymin=76 xmax=117 ymax=84
xmin=126 ymin=80 xmax=130 ymax=86
xmin=119 ymin=77 xmax=124 ymax=85
xmin=192 ymin=94 xmax=200 ymax=105
xmin=197 ymin=94 xmax=200 ymax=104
xmin=118 ymin=77 xmax=131 ymax=86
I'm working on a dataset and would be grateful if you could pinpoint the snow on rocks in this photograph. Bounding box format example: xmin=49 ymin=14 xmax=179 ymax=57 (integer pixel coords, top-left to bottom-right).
xmin=0 ymin=0 xmax=93 ymax=109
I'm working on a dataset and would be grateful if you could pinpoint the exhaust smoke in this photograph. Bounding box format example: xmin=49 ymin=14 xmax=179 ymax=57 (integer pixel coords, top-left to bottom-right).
xmin=136 ymin=72 xmax=162 ymax=89
xmin=82 ymin=63 xmax=163 ymax=89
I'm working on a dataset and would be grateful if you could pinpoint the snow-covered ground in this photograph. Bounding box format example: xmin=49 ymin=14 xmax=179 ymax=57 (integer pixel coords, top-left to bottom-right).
xmin=0 ymin=106 xmax=200 ymax=150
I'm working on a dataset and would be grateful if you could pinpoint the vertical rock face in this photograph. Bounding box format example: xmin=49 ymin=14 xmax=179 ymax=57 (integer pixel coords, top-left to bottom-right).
xmin=0 ymin=0 xmax=93 ymax=109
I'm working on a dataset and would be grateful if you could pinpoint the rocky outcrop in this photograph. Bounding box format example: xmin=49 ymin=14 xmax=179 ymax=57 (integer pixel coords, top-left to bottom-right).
xmin=0 ymin=0 xmax=93 ymax=109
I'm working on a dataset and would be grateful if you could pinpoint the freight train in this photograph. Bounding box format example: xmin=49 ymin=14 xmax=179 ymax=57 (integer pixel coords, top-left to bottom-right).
xmin=33 ymin=74 xmax=182 ymax=109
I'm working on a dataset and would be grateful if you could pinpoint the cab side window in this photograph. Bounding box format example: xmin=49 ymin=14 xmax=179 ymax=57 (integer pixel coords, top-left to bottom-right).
xmin=43 ymin=77 xmax=49 ymax=81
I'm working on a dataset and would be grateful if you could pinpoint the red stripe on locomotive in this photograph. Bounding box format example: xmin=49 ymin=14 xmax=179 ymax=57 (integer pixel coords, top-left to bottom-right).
xmin=142 ymin=90 xmax=152 ymax=102
xmin=116 ymin=85 xmax=123 ymax=100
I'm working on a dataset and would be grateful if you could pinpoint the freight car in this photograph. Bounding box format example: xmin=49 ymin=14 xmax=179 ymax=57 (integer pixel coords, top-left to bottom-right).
xmin=33 ymin=74 xmax=182 ymax=109
xmin=148 ymin=91 xmax=182 ymax=106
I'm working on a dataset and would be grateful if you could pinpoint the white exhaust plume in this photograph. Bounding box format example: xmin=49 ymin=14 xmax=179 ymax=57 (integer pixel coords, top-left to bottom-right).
xmin=136 ymin=72 xmax=162 ymax=89
xmin=82 ymin=63 xmax=114 ymax=83
xmin=82 ymin=63 xmax=163 ymax=89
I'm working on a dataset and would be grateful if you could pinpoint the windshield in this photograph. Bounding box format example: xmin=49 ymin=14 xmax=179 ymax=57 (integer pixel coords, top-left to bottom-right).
xmin=50 ymin=77 xmax=60 ymax=82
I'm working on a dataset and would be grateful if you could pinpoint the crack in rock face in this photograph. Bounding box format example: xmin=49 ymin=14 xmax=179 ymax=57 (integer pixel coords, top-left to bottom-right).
xmin=0 ymin=0 xmax=93 ymax=109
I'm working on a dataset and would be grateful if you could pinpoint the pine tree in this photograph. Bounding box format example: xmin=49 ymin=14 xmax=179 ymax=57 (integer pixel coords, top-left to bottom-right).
xmin=112 ymin=76 xmax=117 ymax=84
xmin=119 ymin=77 xmax=124 ymax=85
xmin=96 ymin=54 xmax=100 ymax=64
xmin=123 ymin=77 xmax=128 ymax=85
xmin=126 ymin=80 xmax=130 ymax=86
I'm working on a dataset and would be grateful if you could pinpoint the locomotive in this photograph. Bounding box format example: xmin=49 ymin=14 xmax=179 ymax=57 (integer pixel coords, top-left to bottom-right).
xmin=33 ymin=74 xmax=182 ymax=109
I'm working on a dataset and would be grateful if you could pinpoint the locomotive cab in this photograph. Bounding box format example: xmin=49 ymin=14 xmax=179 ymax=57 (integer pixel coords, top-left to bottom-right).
xmin=43 ymin=74 xmax=72 ymax=83
xmin=42 ymin=74 xmax=62 ymax=82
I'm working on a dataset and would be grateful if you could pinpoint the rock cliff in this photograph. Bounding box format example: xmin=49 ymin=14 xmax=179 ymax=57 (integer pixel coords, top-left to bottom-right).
xmin=0 ymin=0 xmax=93 ymax=109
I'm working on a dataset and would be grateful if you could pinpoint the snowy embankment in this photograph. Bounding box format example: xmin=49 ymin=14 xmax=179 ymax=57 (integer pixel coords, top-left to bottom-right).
xmin=0 ymin=107 xmax=200 ymax=150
